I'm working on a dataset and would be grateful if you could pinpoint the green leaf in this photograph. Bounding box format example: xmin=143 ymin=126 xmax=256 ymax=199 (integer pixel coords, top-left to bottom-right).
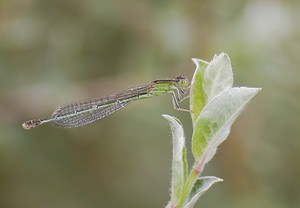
xmin=192 ymin=87 xmax=261 ymax=162
xmin=163 ymin=114 xmax=188 ymax=205
xmin=203 ymin=53 xmax=233 ymax=102
xmin=190 ymin=58 xmax=208 ymax=124
xmin=183 ymin=176 xmax=223 ymax=208
xmin=164 ymin=53 xmax=261 ymax=208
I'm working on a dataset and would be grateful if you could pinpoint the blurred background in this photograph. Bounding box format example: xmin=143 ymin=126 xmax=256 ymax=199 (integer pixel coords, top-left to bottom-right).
xmin=0 ymin=0 xmax=299 ymax=207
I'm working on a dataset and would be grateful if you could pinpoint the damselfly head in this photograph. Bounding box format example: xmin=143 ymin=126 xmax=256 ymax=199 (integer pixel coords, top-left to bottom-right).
xmin=176 ymin=75 xmax=189 ymax=88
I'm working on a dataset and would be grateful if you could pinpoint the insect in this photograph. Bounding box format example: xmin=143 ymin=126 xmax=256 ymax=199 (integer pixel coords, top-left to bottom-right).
xmin=22 ymin=75 xmax=189 ymax=129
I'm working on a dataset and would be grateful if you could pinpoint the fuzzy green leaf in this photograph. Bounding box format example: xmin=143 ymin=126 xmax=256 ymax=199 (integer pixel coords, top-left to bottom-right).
xmin=192 ymin=87 xmax=261 ymax=162
xmin=163 ymin=114 xmax=188 ymax=205
xmin=190 ymin=58 xmax=208 ymax=124
xmin=183 ymin=176 xmax=223 ymax=208
xmin=203 ymin=53 xmax=233 ymax=102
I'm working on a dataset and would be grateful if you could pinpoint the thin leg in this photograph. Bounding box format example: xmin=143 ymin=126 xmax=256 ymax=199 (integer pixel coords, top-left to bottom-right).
xmin=174 ymin=84 xmax=191 ymax=102
xmin=173 ymin=87 xmax=183 ymax=101
xmin=180 ymin=94 xmax=190 ymax=102
xmin=171 ymin=91 xmax=192 ymax=112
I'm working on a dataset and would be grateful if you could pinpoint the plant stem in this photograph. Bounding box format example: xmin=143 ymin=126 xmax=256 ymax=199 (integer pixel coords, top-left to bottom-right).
xmin=178 ymin=164 xmax=199 ymax=207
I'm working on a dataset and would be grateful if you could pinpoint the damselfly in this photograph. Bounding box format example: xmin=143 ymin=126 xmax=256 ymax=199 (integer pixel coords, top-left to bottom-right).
xmin=22 ymin=75 xmax=190 ymax=129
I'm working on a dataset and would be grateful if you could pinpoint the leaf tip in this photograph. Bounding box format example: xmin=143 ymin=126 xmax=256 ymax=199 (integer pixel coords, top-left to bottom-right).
xmin=191 ymin=58 xmax=200 ymax=66
xmin=162 ymin=114 xmax=170 ymax=119
xmin=244 ymin=87 xmax=262 ymax=96
xmin=191 ymin=58 xmax=209 ymax=68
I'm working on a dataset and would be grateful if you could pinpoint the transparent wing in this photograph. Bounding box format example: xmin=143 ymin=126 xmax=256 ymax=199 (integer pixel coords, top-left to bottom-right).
xmin=51 ymin=100 xmax=132 ymax=128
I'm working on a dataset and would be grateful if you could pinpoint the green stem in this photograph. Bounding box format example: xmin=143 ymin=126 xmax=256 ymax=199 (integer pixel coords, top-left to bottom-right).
xmin=177 ymin=164 xmax=199 ymax=207
xmin=177 ymin=154 xmax=206 ymax=208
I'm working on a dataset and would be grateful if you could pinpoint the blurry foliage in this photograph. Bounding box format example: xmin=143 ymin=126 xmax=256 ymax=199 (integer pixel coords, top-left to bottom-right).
xmin=0 ymin=0 xmax=300 ymax=207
